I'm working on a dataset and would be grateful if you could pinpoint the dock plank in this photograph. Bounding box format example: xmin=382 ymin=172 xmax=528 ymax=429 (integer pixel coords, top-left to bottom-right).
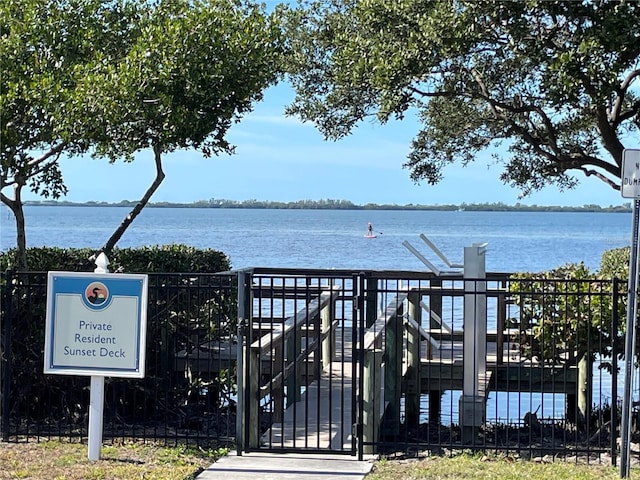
xmin=262 ymin=361 xmax=354 ymax=450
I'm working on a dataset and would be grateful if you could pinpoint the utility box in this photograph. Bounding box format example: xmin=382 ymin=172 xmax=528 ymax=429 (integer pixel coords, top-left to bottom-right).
xmin=460 ymin=394 xmax=485 ymax=445
xmin=459 ymin=395 xmax=485 ymax=427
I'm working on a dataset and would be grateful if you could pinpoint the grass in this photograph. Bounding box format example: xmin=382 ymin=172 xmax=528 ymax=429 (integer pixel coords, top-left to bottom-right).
xmin=0 ymin=439 xmax=225 ymax=480
xmin=3 ymin=441 xmax=640 ymax=480
xmin=366 ymin=452 xmax=640 ymax=480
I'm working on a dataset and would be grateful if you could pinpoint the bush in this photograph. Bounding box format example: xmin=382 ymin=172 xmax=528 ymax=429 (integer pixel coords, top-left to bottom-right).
xmin=508 ymin=263 xmax=613 ymax=365
xmin=0 ymin=244 xmax=230 ymax=273
xmin=598 ymin=246 xmax=629 ymax=280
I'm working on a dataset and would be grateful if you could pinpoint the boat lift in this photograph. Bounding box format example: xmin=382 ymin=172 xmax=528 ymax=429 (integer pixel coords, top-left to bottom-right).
xmin=403 ymin=234 xmax=489 ymax=442
xmin=402 ymin=234 xmax=463 ymax=275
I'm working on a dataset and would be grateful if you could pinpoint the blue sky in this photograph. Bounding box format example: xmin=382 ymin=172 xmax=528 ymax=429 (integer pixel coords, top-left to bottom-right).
xmin=25 ymin=82 xmax=627 ymax=207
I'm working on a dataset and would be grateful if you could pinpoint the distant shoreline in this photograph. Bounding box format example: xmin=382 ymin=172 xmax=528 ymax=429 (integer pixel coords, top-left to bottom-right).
xmin=20 ymin=199 xmax=633 ymax=213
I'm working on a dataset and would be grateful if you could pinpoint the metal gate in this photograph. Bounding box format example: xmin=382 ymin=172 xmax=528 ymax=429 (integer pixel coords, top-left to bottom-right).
xmin=237 ymin=269 xmax=364 ymax=456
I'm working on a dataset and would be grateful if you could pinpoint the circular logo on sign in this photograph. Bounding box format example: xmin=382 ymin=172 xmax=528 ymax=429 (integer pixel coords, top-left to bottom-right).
xmin=83 ymin=281 xmax=110 ymax=310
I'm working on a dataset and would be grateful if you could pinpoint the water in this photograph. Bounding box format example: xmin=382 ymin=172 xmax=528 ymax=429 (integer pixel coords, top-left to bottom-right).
xmin=0 ymin=206 xmax=632 ymax=273
xmin=1 ymin=205 xmax=634 ymax=424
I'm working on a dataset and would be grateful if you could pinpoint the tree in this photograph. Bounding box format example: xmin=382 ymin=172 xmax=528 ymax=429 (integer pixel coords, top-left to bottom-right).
xmin=284 ymin=0 xmax=640 ymax=196
xmin=1 ymin=0 xmax=142 ymax=269
xmin=1 ymin=0 xmax=285 ymax=268
xmin=85 ymin=0 xmax=285 ymax=257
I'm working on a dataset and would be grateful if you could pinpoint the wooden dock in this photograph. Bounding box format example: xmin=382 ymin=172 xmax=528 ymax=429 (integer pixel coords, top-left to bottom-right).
xmin=261 ymin=360 xmax=355 ymax=450
xmin=420 ymin=329 xmax=578 ymax=393
xmin=177 ymin=286 xmax=579 ymax=454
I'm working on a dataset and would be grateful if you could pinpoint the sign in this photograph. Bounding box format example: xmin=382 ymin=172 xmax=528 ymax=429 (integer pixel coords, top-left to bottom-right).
xmin=620 ymin=147 xmax=640 ymax=476
xmin=44 ymin=271 xmax=148 ymax=378
xmin=621 ymin=149 xmax=640 ymax=198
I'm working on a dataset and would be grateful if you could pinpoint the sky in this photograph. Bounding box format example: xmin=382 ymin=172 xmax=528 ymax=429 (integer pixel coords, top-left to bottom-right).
xmin=20 ymin=82 xmax=629 ymax=208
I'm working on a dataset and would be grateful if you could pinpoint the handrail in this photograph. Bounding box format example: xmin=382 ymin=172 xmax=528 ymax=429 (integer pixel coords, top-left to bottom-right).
xmin=259 ymin=319 xmax=339 ymax=398
xmin=420 ymin=300 xmax=453 ymax=334
xmin=405 ymin=313 xmax=441 ymax=350
xmin=362 ymin=293 xmax=408 ymax=351
xmin=409 ymin=285 xmax=509 ymax=296
xmin=250 ymin=285 xmax=342 ymax=355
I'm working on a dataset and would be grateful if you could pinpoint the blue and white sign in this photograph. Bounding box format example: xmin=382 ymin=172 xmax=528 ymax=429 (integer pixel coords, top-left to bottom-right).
xmin=44 ymin=271 xmax=148 ymax=378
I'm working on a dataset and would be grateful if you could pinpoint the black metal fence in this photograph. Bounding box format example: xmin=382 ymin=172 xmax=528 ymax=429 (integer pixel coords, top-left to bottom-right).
xmin=354 ymin=271 xmax=627 ymax=464
xmin=1 ymin=267 xmax=635 ymax=465
xmin=237 ymin=269 xmax=361 ymax=454
xmin=1 ymin=270 xmax=238 ymax=448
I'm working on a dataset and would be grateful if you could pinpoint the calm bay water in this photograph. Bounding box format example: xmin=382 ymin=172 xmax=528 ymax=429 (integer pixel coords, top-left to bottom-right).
xmin=1 ymin=206 xmax=633 ymax=423
xmin=0 ymin=206 xmax=632 ymax=273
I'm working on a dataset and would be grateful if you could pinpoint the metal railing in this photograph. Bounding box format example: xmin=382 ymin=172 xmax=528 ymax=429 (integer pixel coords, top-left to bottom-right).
xmin=1 ymin=270 xmax=238 ymax=448
xmin=1 ymin=267 xmax=634 ymax=465
xmin=238 ymin=270 xmax=360 ymax=454
xmin=355 ymin=272 xmax=625 ymax=464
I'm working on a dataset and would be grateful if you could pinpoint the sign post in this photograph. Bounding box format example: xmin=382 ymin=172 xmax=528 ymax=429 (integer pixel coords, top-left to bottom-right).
xmin=620 ymin=148 xmax=640 ymax=478
xmin=44 ymin=254 xmax=148 ymax=460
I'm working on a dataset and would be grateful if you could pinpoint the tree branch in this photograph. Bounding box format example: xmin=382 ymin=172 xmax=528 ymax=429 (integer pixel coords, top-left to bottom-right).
xmin=0 ymin=191 xmax=15 ymax=209
xmin=577 ymin=166 xmax=620 ymax=190
xmin=406 ymin=84 xmax=456 ymax=99
xmin=564 ymin=152 xmax=621 ymax=179
xmin=615 ymin=99 xmax=640 ymax=126
xmin=612 ymin=69 xmax=640 ymax=128
xmin=572 ymin=70 xmax=625 ymax=164
xmin=3 ymin=154 xmax=63 ymax=190
xmin=595 ymin=105 xmax=625 ymax=166
xmin=2 ymin=142 xmax=66 ymax=184
xmin=467 ymin=69 xmax=563 ymax=166
xmin=28 ymin=142 xmax=67 ymax=167
xmin=97 ymin=143 xmax=166 ymax=259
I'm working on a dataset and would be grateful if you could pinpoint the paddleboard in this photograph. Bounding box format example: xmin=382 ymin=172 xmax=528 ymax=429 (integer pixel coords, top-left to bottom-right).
xmin=364 ymin=234 xmax=377 ymax=238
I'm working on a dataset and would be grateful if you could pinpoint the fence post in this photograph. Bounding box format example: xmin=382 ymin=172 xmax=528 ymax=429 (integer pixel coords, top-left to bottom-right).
xmin=356 ymin=273 xmax=367 ymax=461
xmin=382 ymin=300 xmax=403 ymax=435
xmin=236 ymin=271 xmax=255 ymax=452
xmin=611 ymin=277 xmax=621 ymax=467
xmin=362 ymin=348 xmax=382 ymax=454
xmin=460 ymin=244 xmax=488 ymax=445
xmin=1 ymin=270 xmax=13 ymax=441
xmin=365 ymin=276 xmax=378 ymax=328
xmin=406 ymin=291 xmax=422 ymax=426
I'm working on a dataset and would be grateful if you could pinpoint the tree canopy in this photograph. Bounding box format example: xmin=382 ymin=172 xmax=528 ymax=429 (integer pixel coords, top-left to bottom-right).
xmin=83 ymin=0 xmax=285 ymax=255
xmin=1 ymin=0 xmax=285 ymax=268
xmin=285 ymin=0 xmax=640 ymax=197
xmin=1 ymin=0 xmax=141 ymax=267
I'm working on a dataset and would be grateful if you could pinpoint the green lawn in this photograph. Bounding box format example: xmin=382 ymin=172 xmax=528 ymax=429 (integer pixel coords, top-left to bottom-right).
xmin=366 ymin=453 xmax=640 ymax=480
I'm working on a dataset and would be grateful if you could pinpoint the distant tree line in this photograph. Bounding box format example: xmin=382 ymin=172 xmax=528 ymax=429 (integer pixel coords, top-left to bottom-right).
xmin=21 ymin=199 xmax=632 ymax=213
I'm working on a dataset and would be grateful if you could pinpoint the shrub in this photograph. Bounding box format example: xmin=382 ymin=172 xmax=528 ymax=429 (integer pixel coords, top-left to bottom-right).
xmin=508 ymin=263 xmax=613 ymax=365
xmin=598 ymin=246 xmax=629 ymax=280
xmin=0 ymin=244 xmax=230 ymax=273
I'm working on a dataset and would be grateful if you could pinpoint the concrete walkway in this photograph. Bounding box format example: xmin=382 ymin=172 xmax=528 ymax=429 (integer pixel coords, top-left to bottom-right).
xmin=196 ymin=451 xmax=376 ymax=480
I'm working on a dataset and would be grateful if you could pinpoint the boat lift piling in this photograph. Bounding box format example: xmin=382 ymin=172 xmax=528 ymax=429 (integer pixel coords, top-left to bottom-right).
xmin=403 ymin=236 xmax=489 ymax=443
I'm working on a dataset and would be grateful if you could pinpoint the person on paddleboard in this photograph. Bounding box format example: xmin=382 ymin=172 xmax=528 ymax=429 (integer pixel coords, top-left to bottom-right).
xmin=367 ymin=222 xmax=373 ymax=236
